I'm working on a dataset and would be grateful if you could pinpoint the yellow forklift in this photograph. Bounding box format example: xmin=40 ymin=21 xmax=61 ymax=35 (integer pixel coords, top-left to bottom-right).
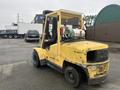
xmin=32 ymin=9 xmax=109 ymax=87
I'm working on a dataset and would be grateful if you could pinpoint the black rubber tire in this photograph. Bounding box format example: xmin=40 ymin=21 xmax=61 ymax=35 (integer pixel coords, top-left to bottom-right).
xmin=14 ymin=35 xmax=18 ymax=39
xmin=37 ymin=40 xmax=39 ymax=42
xmin=24 ymin=38 xmax=28 ymax=42
xmin=9 ymin=35 xmax=12 ymax=39
xmin=32 ymin=50 xmax=41 ymax=68
xmin=64 ymin=66 xmax=81 ymax=88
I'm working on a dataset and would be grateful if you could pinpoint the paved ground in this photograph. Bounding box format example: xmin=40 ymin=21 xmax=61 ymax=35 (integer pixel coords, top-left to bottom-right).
xmin=0 ymin=39 xmax=120 ymax=90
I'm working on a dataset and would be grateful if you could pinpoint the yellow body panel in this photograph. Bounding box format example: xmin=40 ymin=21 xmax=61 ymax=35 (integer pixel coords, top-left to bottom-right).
xmin=62 ymin=41 xmax=108 ymax=51
xmin=34 ymin=41 xmax=109 ymax=71
xmin=34 ymin=48 xmax=47 ymax=60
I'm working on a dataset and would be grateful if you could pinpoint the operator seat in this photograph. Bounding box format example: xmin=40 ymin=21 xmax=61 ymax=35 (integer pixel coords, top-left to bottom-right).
xmin=43 ymin=17 xmax=57 ymax=48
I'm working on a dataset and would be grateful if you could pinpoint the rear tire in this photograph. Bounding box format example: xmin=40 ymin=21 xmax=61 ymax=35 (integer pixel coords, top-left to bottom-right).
xmin=32 ymin=50 xmax=41 ymax=68
xmin=64 ymin=66 xmax=81 ymax=88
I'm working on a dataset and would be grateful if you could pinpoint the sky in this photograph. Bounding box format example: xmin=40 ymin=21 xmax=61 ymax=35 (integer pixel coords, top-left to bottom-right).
xmin=0 ymin=0 xmax=120 ymax=28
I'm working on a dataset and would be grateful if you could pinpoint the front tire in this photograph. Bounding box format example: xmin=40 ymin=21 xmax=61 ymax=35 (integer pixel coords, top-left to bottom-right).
xmin=32 ymin=50 xmax=41 ymax=68
xmin=64 ymin=66 xmax=81 ymax=88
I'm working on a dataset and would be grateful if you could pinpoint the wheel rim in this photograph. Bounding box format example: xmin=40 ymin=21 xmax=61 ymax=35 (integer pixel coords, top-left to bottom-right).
xmin=66 ymin=70 xmax=76 ymax=84
xmin=9 ymin=36 xmax=12 ymax=38
xmin=69 ymin=72 xmax=75 ymax=80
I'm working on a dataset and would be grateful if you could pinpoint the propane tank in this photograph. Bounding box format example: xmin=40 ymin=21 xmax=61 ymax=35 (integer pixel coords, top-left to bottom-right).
xmin=73 ymin=28 xmax=85 ymax=38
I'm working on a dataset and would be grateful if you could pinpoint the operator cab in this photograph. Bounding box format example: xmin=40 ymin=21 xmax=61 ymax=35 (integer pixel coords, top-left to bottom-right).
xmin=41 ymin=9 xmax=85 ymax=49
xmin=42 ymin=17 xmax=58 ymax=48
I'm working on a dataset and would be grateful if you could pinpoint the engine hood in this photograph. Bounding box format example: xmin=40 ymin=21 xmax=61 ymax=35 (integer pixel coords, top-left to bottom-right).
xmin=62 ymin=41 xmax=108 ymax=51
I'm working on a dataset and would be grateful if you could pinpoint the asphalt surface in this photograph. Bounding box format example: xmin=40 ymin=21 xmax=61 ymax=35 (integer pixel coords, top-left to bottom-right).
xmin=0 ymin=39 xmax=120 ymax=90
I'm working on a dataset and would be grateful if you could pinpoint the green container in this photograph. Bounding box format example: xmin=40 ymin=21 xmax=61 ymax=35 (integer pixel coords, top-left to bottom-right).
xmin=95 ymin=4 xmax=120 ymax=26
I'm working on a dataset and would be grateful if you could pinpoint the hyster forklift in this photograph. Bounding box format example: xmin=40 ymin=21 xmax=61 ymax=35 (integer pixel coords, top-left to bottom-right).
xmin=32 ymin=9 xmax=109 ymax=87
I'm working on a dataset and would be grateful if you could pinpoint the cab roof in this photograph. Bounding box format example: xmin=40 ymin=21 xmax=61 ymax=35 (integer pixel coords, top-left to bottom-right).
xmin=46 ymin=9 xmax=83 ymax=19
